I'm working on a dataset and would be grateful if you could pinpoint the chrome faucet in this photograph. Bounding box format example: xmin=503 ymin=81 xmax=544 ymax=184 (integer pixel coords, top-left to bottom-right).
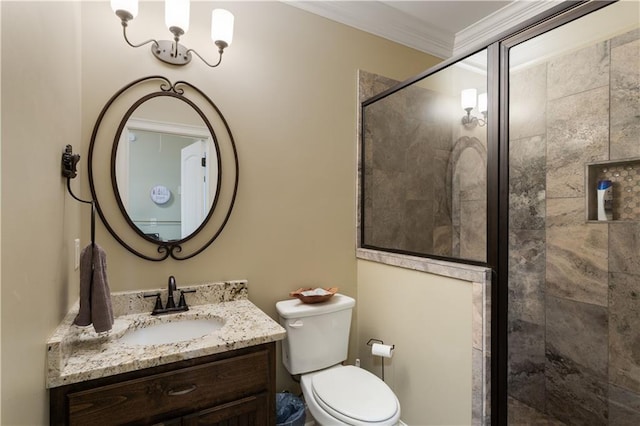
xmin=143 ymin=275 xmax=196 ymax=315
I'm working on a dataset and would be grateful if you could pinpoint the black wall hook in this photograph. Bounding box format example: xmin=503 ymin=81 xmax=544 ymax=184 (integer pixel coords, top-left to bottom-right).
xmin=62 ymin=144 xmax=96 ymax=248
xmin=62 ymin=145 xmax=81 ymax=179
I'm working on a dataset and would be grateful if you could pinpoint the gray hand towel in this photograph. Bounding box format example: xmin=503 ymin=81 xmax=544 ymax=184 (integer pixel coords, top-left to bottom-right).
xmin=74 ymin=243 xmax=114 ymax=333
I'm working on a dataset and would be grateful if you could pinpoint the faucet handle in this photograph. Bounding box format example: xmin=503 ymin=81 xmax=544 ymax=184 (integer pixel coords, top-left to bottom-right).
xmin=144 ymin=292 xmax=163 ymax=313
xmin=178 ymin=289 xmax=196 ymax=309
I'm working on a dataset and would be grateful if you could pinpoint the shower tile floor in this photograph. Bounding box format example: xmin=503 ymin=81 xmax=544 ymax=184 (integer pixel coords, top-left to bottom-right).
xmin=508 ymin=397 xmax=567 ymax=425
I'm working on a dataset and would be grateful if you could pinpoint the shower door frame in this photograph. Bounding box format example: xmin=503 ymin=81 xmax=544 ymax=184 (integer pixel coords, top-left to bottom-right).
xmin=492 ymin=1 xmax=620 ymax=425
xmin=357 ymin=1 xmax=623 ymax=423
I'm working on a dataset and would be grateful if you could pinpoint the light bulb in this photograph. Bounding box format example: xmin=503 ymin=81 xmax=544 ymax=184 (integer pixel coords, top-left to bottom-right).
xmin=211 ymin=9 xmax=234 ymax=46
xmin=165 ymin=0 xmax=190 ymax=34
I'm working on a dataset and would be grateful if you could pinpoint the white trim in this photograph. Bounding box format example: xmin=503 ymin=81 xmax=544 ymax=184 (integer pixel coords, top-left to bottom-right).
xmin=124 ymin=118 xmax=210 ymax=139
xmin=286 ymin=1 xmax=567 ymax=60
xmin=453 ymin=0 xmax=564 ymax=56
xmin=286 ymin=0 xmax=451 ymax=58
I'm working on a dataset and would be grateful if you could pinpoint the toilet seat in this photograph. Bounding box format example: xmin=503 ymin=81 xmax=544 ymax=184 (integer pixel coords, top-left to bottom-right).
xmin=310 ymin=366 xmax=399 ymax=424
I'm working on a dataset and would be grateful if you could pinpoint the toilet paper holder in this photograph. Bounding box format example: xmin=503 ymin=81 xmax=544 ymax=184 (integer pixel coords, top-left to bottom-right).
xmin=366 ymin=338 xmax=395 ymax=381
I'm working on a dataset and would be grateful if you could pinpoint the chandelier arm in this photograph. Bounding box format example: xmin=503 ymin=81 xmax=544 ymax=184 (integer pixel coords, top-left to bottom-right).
xmin=121 ymin=21 xmax=159 ymax=49
xmin=185 ymin=48 xmax=223 ymax=68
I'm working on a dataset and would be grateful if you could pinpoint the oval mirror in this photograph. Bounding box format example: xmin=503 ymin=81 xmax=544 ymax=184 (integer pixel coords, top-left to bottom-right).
xmin=113 ymin=95 xmax=221 ymax=243
xmin=89 ymin=76 xmax=238 ymax=261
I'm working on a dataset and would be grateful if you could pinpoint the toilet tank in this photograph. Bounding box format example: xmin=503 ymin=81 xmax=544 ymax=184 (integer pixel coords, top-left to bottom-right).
xmin=276 ymin=294 xmax=355 ymax=375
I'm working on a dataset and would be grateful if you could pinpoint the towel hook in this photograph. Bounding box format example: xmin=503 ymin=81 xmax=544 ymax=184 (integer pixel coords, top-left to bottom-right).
xmin=62 ymin=145 xmax=96 ymax=248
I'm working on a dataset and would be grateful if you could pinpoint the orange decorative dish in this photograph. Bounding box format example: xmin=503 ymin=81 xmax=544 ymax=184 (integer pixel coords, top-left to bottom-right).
xmin=289 ymin=287 xmax=338 ymax=304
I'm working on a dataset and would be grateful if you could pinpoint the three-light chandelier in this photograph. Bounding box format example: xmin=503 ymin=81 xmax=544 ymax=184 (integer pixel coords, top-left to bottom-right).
xmin=110 ymin=0 xmax=234 ymax=67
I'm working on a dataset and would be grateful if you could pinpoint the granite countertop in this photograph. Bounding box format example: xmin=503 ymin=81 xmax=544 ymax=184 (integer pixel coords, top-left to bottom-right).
xmin=46 ymin=280 xmax=286 ymax=388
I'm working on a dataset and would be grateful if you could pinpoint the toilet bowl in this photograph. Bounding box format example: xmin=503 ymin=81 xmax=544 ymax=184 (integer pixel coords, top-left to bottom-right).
xmin=300 ymin=365 xmax=400 ymax=426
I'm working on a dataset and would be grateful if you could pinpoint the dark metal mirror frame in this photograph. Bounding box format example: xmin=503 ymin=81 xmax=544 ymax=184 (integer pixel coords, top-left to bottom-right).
xmin=88 ymin=75 xmax=239 ymax=261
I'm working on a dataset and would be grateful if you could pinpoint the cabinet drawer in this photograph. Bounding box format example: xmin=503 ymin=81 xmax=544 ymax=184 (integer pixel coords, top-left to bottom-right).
xmin=182 ymin=393 xmax=269 ymax=425
xmin=67 ymin=350 xmax=269 ymax=425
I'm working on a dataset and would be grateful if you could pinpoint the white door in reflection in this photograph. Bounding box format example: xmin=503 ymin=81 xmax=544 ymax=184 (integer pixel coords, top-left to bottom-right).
xmin=181 ymin=140 xmax=210 ymax=238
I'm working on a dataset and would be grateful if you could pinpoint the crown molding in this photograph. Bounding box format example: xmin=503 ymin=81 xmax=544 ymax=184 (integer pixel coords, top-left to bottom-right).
xmin=285 ymin=1 xmax=451 ymax=58
xmin=285 ymin=1 xmax=567 ymax=60
xmin=453 ymin=0 xmax=563 ymax=56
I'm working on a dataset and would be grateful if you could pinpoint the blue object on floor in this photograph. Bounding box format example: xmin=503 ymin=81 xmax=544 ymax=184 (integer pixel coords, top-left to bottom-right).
xmin=276 ymin=392 xmax=306 ymax=426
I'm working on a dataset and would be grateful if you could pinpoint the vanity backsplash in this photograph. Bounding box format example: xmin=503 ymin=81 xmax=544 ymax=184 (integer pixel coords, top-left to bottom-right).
xmin=110 ymin=279 xmax=249 ymax=317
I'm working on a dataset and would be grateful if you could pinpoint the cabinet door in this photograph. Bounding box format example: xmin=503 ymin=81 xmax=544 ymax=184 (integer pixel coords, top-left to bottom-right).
xmin=66 ymin=351 xmax=269 ymax=425
xmin=182 ymin=393 xmax=269 ymax=426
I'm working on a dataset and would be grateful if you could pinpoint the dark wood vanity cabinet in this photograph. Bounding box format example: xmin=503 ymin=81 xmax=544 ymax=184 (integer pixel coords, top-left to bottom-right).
xmin=50 ymin=343 xmax=276 ymax=426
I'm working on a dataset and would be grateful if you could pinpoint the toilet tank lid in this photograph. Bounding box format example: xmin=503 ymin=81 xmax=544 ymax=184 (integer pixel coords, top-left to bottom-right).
xmin=276 ymin=294 xmax=355 ymax=319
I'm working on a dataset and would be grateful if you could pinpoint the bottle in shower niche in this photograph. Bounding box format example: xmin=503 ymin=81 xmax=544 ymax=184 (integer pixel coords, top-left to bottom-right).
xmin=597 ymin=180 xmax=613 ymax=221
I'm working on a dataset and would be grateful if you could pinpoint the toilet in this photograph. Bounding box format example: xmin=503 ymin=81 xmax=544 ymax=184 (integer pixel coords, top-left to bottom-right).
xmin=276 ymin=294 xmax=400 ymax=425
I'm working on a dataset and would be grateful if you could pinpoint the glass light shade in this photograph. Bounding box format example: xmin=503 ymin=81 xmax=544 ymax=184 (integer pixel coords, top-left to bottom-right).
xmin=111 ymin=0 xmax=138 ymax=18
xmin=211 ymin=9 xmax=234 ymax=46
xmin=165 ymin=0 xmax=190 ymax=33
xmin=478 ymin=92 xmax=488 ymax=113
xmin=461 ymin=88 xmax=477 ymax=110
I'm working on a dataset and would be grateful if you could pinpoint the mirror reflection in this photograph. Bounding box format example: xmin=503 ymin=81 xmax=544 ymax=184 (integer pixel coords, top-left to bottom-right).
xmin=115 ymin=97 xmax=219 ymax=242
xmin=361 ymin=49 xmax=488 ymax=263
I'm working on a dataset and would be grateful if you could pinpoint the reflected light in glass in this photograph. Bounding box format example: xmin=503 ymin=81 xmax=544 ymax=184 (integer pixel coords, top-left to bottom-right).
xmin=461 ymin=88 xmax=477 ymax=110
xmin=478 ymin=92 xmax=488 ymax=113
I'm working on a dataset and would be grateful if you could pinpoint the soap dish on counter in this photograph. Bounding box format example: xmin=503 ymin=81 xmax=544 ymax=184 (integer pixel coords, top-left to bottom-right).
xmin=289 ymin=287 xmax=338 ymax=304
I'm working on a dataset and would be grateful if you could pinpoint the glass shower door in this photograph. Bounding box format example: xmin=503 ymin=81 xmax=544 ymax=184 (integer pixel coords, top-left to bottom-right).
xmin=506 ymin=2 xmax=640 ymax=424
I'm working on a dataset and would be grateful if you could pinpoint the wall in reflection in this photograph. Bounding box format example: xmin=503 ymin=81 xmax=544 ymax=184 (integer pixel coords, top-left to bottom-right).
xmin=362 ymin=51 xmax=487 ymax=263
xmin=364 ymin=80 xmax=453 ymax=256
xmin=128 ymin=130 xmax=200 ymax=241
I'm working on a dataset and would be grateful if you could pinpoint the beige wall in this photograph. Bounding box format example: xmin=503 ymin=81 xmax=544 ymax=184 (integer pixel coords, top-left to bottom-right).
xmin=0 ymin=1 xmax=3 ymax=418
xmin=1 ymin=1 xmax=439 ymax=424
xmin=357 ymin=260 xmax=473 ymax=425
xmin=1 ymin=2 xmax=83 ymax=425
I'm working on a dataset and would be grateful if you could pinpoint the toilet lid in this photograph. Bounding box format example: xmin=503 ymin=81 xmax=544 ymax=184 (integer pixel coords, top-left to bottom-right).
xmin=311 ymin=366 xmax=399 ymax=423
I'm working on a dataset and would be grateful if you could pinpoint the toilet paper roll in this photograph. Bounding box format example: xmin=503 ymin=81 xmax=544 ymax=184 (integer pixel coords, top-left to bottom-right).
xmin=371 ymin=343 xmax=393 ymax=358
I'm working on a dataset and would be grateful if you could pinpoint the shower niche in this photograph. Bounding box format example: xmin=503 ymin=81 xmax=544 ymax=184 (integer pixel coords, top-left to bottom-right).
xmin=586 ymin=158 xmax=640 ymax=222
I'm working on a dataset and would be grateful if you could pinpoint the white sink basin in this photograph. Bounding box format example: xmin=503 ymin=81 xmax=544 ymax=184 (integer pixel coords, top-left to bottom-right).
xmin=118 ymin=318 xmax=225 ymax=345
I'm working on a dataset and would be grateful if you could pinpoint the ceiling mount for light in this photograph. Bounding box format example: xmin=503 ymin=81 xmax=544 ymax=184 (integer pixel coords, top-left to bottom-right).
xmin=111 ymin=0 xmax=234 ymax=68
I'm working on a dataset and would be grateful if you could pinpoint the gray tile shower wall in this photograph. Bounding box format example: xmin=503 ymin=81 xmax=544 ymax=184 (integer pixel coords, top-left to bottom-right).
xmin=546 ymin=197 xmax=609 ymax=306
xmin=610 ymin=31 xmax=640 ymax=160
xmin=508 ymin=28 xmax=640 ymax=425
xmin=364 ymin=83 xmax=454 ymax=255
xmin=508 ymin=61 xmax=547 ymax=414
xmin=545 ymin=296 xmax=609 ymax=425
